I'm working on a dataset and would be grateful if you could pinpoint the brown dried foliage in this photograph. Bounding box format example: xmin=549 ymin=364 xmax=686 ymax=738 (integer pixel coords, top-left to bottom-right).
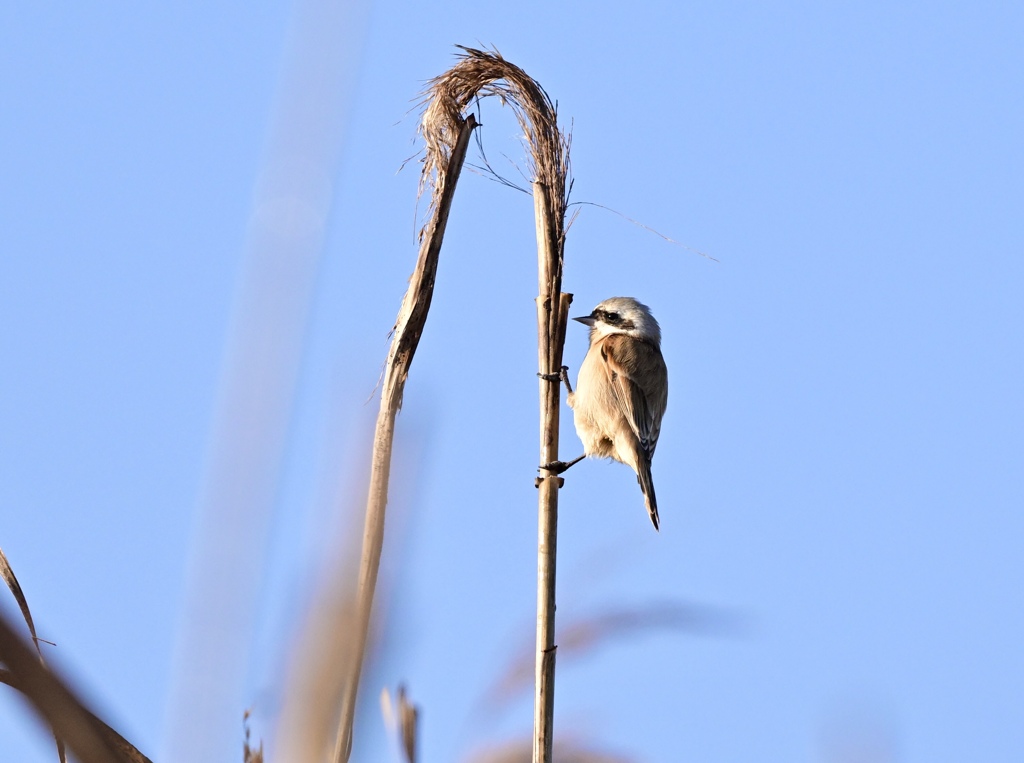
xmin=419 ymin=46 xmax=571 ymax=248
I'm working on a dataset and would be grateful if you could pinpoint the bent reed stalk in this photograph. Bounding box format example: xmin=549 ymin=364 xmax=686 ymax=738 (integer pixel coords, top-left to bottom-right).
xmin=332 ymin=112 xmax=477 ymax=763
xmin=333 ymin=47 xmax=571 ymax=763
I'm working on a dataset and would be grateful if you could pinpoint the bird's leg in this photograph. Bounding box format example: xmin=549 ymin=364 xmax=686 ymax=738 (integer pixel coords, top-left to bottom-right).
xmin=540 ymin=454 xmax=585 ymax=475
xmin=538 ymin=367 xmax=578 ymax=474
xmin=560 ymin=365 xmax=574 ymax=395
xmin=536 ymin=365 xmax=573 ymax=395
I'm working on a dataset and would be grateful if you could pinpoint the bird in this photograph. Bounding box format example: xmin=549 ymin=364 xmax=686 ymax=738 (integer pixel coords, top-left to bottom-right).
xmin=544 ymin=297 xmax=669 ymax=530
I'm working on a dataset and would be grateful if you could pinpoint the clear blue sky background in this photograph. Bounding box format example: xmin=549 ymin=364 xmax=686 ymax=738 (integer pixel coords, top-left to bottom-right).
xmin=2 ymin=2 xmax=1023 ymax=762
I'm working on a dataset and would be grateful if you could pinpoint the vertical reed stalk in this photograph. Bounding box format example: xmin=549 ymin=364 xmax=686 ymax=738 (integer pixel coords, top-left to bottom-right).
xmin=533 ymin=187 xmax=572 ymax=763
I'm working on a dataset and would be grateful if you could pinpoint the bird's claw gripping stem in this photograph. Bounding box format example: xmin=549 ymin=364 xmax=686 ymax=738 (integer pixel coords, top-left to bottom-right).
xmin=537 ymin=366 xmax=573 ymax=394
xmin=539 ymin=455 xmax=585 ymax=475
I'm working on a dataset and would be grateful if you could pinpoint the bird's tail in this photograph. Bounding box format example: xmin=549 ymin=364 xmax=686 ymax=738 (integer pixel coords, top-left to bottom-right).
xmin=637 ymin=459 xmax=660 ymax=531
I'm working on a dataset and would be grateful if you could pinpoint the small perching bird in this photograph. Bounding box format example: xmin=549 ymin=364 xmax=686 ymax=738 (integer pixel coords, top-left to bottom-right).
xmin=543 ymin=297 xmax=669 ymax=530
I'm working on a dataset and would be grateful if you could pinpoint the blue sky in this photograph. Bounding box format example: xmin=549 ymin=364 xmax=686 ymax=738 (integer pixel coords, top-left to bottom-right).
xmin=2 ymin=2 xmax=1023 ymax=762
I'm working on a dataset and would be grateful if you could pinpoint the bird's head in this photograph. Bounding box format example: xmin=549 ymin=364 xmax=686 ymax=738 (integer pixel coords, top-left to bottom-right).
xmin=573 ymin=297 xmax=661 ymax=346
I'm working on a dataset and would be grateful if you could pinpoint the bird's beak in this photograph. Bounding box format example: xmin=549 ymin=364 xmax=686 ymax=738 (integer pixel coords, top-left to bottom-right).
xmin=573 ymin=315 xmax=596 ymax=327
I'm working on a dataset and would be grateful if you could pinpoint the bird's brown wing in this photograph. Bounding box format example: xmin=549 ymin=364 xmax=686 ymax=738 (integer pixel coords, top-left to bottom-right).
xmin=599 ymin=334 xmax=668 ymax=460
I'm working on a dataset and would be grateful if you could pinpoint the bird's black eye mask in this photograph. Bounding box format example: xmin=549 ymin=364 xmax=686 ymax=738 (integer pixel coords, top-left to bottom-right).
xmin=596 ymin=310 xmax=634 ymax=330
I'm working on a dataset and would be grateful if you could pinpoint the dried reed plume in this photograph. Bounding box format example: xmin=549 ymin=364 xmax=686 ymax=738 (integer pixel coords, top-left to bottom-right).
xmin=333 ymin=47 xmax=572 ymax=763
xmin=419 ymin=46 xmax=570 ymax=249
